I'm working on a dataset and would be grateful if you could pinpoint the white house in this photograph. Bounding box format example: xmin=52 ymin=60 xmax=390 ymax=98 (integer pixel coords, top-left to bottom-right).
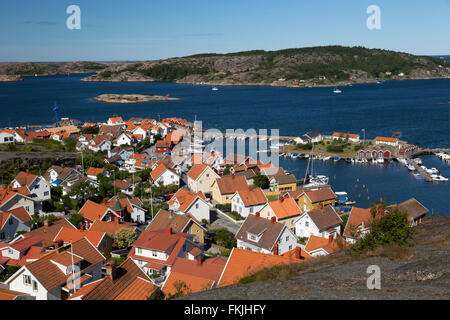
xmin=295 ymin=205 xmax=342 ymax=239
xmin=150 ymin=163 xmax=180 ymax=187
xmin=115 ymin=132 xmax=137 ymax=147
xmin=0 ymin=130 xmax=15 ymax=144
xmin=235 ymin=213 xmax=298 ymax=255
xmin=5 ymin=238 xmax=105 ymax=300
xmin=168 ymin=188 xmax=211 ymax=222
xmin=0 ymin=207 xmax=32 ymax=242
xmin=332 ymin=132 xmax=360 ymax=143
xmin=11 ymin=171 xmax=51 ymax=201
xmin=304 ymin=235 xmax=347 ymax=257
xmin=230 ymin=188 xmax=267 ymax=218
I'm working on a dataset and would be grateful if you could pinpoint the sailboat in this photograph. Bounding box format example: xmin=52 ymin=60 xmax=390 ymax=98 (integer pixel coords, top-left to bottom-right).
xmin=302 ymin=143 xmax=329 ymax=188
xmin=333 ymin=87 xmax=342 ymax=94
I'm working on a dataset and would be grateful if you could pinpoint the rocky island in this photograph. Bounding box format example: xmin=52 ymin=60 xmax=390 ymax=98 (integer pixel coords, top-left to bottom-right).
xmin=0 ymin=74 xmax=23 ymax=82
xmin=93 ymin=93 xmax=180 ymax=103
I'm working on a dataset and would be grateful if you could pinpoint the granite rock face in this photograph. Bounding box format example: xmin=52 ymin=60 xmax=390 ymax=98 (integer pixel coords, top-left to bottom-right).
xmin=181 ymin=216 xmax=450 ymax=300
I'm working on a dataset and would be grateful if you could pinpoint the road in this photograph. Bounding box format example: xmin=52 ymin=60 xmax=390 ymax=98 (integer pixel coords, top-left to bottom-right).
xmin=208 ymin=208 xmax=241 ymax=234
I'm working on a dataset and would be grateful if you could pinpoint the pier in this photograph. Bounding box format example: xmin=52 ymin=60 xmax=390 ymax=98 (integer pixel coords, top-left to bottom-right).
xmin=409 ymin=159 xmax=432 ymax=182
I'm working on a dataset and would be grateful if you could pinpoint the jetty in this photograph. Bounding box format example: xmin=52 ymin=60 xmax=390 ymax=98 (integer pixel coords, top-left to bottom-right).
xmin=409 ymin=159 xmax=432 ymax=182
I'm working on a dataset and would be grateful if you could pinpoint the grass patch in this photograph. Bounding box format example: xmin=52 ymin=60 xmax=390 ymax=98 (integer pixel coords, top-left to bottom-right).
xmin=365 ymin=243 xmax=413 ymax=261
xmin=239 ymin=264 xmax=301 ymax=284
xmin=433 ymin=233 xmax=450 ymax=248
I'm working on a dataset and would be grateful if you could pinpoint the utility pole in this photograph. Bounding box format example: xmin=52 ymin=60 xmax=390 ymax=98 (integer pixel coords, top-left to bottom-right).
xmin=150 ymin=187 xmax=153 ymax=220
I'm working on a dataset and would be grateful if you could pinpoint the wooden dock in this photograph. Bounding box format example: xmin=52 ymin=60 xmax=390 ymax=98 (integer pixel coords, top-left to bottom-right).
xmin=409 ymin=159 xmax=432 ymax=182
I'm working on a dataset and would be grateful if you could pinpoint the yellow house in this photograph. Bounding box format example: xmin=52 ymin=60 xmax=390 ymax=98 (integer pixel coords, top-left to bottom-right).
xmin=297 ymin=186 xmax=336 ymax=212
xmin=146 ymin=209 xmax=207 ymax=243
xmin=187 ymin=164 xmax=220 ymax=194
xmin=259 ymin=197 xmax=303 ymax=231
xmin=211 ymin=175 xmax=249 ymax=205
xmin=269 ymin=174 xmax=297 ymax=193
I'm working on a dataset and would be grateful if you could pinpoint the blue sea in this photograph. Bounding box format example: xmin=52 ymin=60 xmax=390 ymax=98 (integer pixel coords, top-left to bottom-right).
xmin=0 ymin=74 xmax=449 ymax=214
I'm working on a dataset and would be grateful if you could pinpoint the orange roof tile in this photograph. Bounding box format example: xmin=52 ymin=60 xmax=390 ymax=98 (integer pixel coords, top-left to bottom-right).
xmin=305 ymin=235 xmax=349 ymax=255
xmin=235 ymin=187 xmax=267 ymax=207
xmin=267 ymin=197 xmax=302 ymax=219
xmin=375 ymin=136 xmax=398 ymax=142
xmin=214 ymin=175 xmax=249 ymax=195
xmin=187 ymin=164 xmax=208 ymax=180
xmin=53 ymin=227 xmax=106 ymax=247
xmin=343 ymin=207 xmax=373 ymax=238
xmin=218 ymin=248 xmax=303 ymax=287
xmin=79 ymin=200 xmax=116 ymax=222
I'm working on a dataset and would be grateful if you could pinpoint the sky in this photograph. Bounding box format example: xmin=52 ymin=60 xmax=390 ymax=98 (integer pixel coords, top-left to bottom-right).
xmin=0 ymin=0 xmax=449 ymax=62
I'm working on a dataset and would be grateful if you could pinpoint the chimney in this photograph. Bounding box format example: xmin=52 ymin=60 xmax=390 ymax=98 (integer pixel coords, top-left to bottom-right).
xmin=103 ymin=198 xmax=107 ymax=205
xmin=279 ymin=196 xmax=284 ymax=202
xmin=196 ymin=257 xmax=203 ymax=266
xmin=231 ymin=173 xmax=235 ymax=179
xmin=273 ymin=244 xmax=278 ymax=256
xmin=295 ymin=247 xmax=301 ymax=259
xmin=44 ymin=219 xmax=49 ymax=227
xmin=165 ymin=226 xmax=173 ymax=235
xmin=319 ymin=202 xmax=324 ymax=210
xmin=255 ymin=212 xmax=260 ymax=219
xmin=328 ymin=235 xmax=333 ymax=243
xmin=270 ymin=216 xmax=276 ymax=224
xmin=105 ymin=261 xmax=117 ymax=281
xmin=26 ymin=169 xmax=30 ymax=176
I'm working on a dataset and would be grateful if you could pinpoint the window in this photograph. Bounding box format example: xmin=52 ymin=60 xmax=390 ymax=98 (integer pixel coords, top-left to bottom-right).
xmin=23 ymin=275 xmax=31 ymax=286
xmin=32 ymin=280 xmax=38 ymax=292
xmin=289 ymin=245 xmax=292 ymax=250
xmin=305 ymin=221 xmax=309 ymax=227
xmin=9 ymin=218 xmax=13 ymax=225
xmin=8 ymin=249 xmax=13 ymax=255
xmin=152 ymin=250 xmax=157 ymax=257
xmin=25 ymin=206 xmax=30 ymax=213
xmin=206 ymin=174 xmax=209 ymax=177
xmin=249 ymin=207 xmax=253 ymax=213
xmin=137 ymin=247 xmax=142 ymax=255
xmin=0 ymin=232 xmax=4 ymax=240
xmin=286 ymin=236 xmax=289 ymax=242
xmin=195 ymin=203 xmax=199 ymax=209
xmin=44 ymin=191 xmax=49 ymax=196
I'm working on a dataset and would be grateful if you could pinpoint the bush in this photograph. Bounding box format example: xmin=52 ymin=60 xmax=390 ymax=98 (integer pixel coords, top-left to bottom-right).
xmin=326 ymin=145 xmax=344 ymax=153
xmin=349 ymin=208 xmax=414 ymax=256
xmin=209 ymin=228 xmax=236 ymax=249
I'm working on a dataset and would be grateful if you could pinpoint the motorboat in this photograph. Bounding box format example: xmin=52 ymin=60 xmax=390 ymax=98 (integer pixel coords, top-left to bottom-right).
xmin=212 ymin=87 xmax=219 ymax=91
xmin=322 ymin=156 xmax=331 ymax=161
xmin=432 ymin=175 xmax=449 ymax=182
xmin=333 ymin=156 xmax=340 ymax=162
xmin=345 ymin=158 xmax=352 ymax=163
xmin=377 ymin=158 xmax=384 ymax=164
xmin=407 ymin=164 xmax=415 ymax=171
xmin=333 ymin=88 xmax=342 ymax=94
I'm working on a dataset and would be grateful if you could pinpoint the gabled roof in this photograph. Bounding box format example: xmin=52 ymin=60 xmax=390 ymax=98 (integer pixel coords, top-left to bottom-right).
xmin=168 ymin=188 xmax=207 ymax=213
xmin=266 ymin=197 xmax=302 ymax=220
xmin=0 ymin=207 xmax=32 ymax=229
xmin=146 ymin=209 xmax=205 ymax=233
xmin=24 ymin=218 xmax=76 ymax=247
xmin=304 ymin=205 xmax=342 ymax=231
xmin=213 ymin=175 xmax=249 ymax=195
xmin=79 ymin=200 xmax=119 ymax=222
xmin=162 ymin=257 xmax=226 ymax=297
xmin=4 ymin=235 xmax=43 ymax=253
xmin=0 ymin=288 xmax=27 ymax=300
xmin=375 ymin=136 xmax=398 ymax=142
xmin=393 ymin=198 xmax=429 ymax=220
xmin=332 ymin=132 xmax=359 ymax=139
xmin=235 ymin=214 xmax=285 ymax=251
xmin=270 ymin=174 xmax=297 ymax=185
xmin=343 ymin=207 xmax=372 ymax=239
xmin=88 ymin=220 xmax=137 ymax=237
xmin=150 ymin=163 xmax=177 ymax=181
xmin=234 ymin=187 xmax=267 ymax=207
xmin=9 ymin=238 xmax=105 ymax=292
xmin=86 ymin=167 xmax=105 ymax=177
xmin=304 ymin=186 xmax=336 ymax=203
xmin=187 ymin=164 xmax=212 ymax=181
xmin=68 ymin=258 xmax=158 ymax=300
xmin=305 ymin=235 xmax=348 ymax=255
xmin=53 ymin=227 xmax=107 ymax=248
xmin=217 ymin=248 xmax=304 ymax=288
xmin=12 ymin=171 xmax=38 ymax=187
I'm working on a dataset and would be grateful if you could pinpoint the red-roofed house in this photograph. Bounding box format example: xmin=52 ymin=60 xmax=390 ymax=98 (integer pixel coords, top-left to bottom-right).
xmin=0 ymin=235 xmax=44 ymax=267
xmin=305 ymin=235 xmax=348 ymax=257
xmin=230 ymin=187 xmax=268 ymax=218
xmin=10 ymin=171 xmax=51 ymax=201
xmin=150 ymin=163 xmax=180 ymax=186
xmin=259 ymin=197 xmax=303 ymax=231
xmin=332 ymin=132 xmax=360 ymax=143
xmin=168 ymin=188 xmax=211 ymax=222
xmin=375 ymin=136 xmax=399 ymax=147
xmin=78 ymin=200 xmax=122 ymax=229
xmin=162 ymin=257 xmax=226 ymax=297
xmin=128 ymin=228 xmax=203 ymax=283
xmin=187 ymin=164 xmax=220 ymax=194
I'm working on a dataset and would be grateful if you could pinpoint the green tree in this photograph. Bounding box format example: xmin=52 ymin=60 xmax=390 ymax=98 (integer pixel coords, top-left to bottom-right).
xmin=253 ymin=172 xmax=269 ymax=189
xmin=68 ymin=213 xmax=84 ymax=228
xmin=222 ymin=164 xmax=232 ymax=176
xmin=69 ymin=181 xmax=97 ymax=203
xmin=62 ymin=137 xmax=77 ymax=152
xmin=114 ymin=228 xmax=138 ymax=249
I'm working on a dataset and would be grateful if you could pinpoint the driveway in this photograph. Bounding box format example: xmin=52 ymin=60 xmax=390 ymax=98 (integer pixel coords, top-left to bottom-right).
xmin=208 ymin=208 xmax=241 ymax=235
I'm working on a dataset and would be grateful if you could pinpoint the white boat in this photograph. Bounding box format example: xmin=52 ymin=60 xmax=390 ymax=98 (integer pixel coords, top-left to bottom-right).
xmin=407 ymin=165 xmax=415 ymax=171
xmin=333 ymin=88 xmax=342 ymax=94
xmin=335 ymin=191 xmax=348 ymax=197
xmin=302 ymin=143 xmax=329 ymax=188
xmin=377 ymin=158 xmax=384 ymax=164
xmin=432 ymin=175 xmax=449 ymax=182
xmin=322 ymin=156 xmax=331 ymax=161
xmin=212 ymin=87 xmax=219 ymax=91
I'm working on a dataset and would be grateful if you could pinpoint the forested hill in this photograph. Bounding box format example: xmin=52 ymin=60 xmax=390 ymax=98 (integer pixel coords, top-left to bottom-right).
xmin=2 ymin=46 xmax=449 ymax=86
xmin=83 ymin=46 xmax=450 ymax=86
